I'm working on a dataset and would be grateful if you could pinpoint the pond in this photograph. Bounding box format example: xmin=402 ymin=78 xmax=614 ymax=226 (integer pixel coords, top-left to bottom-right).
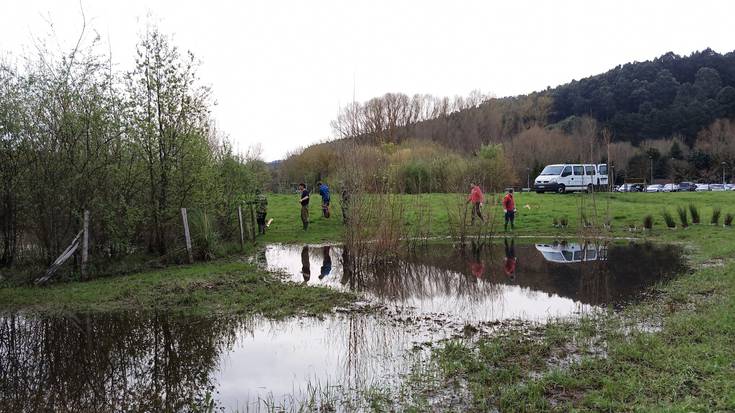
xmin=0 ymin=240 xmax=685 ymax=411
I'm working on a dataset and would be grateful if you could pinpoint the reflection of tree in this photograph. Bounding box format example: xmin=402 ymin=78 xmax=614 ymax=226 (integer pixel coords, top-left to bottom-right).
xmin=339 ymin=241 xmax=685 ymax=307
xmin=340 ymin=246 xmax=503 ymax=304
xmin=0 ymin=313 xmax=250 ymax=412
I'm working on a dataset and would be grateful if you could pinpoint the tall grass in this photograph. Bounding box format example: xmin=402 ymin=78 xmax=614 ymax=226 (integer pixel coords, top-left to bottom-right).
xmin=688 ymin=203 xmax=700 ymax=224
xmin=643 ymin=215 xmax=654 ymax=230
xmin=725 ymin=213 xmax=734 ymax=227
xmin=677 ymin=206 xmax=689 ymax=228
xmin=711 ymin=208 xmax=721 ymax=225
xmin=662 ymin=210 xmax=676 ymax=228
xmin=189 ymin=210 xmax=219 ymax=260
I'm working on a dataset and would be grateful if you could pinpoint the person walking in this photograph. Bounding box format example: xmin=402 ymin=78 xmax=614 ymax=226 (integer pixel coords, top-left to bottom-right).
xmin=255 ymin=189 xmax=268 ymax=235
xmin=298 ymin=183 xmax=310 ymax=230
xmin=467 ymin=183 xmax=485 ymax=224
xmin=503 ymin=188 xmax=516 ymax=231
xmin=318 ymin=181 xmax=331 ymax=218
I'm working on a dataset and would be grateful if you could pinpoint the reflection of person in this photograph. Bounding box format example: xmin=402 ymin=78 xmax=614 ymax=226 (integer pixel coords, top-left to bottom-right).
xmin=503 ymin=188 xmax=516 ymax=231
xmin=320 ymin=246 xmax=332 ymax=279
xmin=504 ymin=238 xmax=516 ymax=280
xmin=467 ymin=183 xmax=485 ymax=224
xmin=318 ymin=181 xmax=331 ymax=218
xmin=255 ymin=189 xmax=268 ymax=235
xmin=298 ymin=183 xmax=310 ymax=230
xmin=301 ymin=245 xmax=311 ymax=282
xmin=469 ymin=257 xmax=485 ymax=280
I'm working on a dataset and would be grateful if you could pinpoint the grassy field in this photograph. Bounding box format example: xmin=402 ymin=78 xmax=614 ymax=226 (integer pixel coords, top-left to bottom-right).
xmin=261 ymin=191 xmax=735 ymax=258
xmin=0 ymin=260 xmax=354 ymax=317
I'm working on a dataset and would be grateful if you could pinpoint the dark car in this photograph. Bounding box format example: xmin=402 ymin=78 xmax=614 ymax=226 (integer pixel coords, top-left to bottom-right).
xmin=678 ymin=182 xmax=697 ymax=192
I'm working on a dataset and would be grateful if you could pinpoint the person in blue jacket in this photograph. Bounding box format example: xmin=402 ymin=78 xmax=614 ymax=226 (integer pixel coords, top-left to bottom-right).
xmin=317 ymin=181 xmax=331 ymax=218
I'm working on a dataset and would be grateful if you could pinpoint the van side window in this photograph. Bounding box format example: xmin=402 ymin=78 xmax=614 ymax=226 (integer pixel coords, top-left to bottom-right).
xmin=561 ymin=166 xmax=572 ymax=177
xmin=573 ymin=166 xmax=584 ymax=175
xmin=599 ymin=165 xmax=608 ymax=175
xmin=585 ymin=166 xmax=595 ymax=175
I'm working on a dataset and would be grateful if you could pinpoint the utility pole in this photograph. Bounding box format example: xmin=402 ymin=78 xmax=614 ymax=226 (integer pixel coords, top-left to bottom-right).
xmin=722 ymin=161 xmax=727 ymax=185
xmin=649 ymin=156 xmax=654 ymax=185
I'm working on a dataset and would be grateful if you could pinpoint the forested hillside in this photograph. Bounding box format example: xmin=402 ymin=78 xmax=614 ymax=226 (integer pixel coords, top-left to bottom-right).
xmin=550 ymin=49 xmax=735 ymax=144
xmin=278 ymin=49 xmax=735 ymax=191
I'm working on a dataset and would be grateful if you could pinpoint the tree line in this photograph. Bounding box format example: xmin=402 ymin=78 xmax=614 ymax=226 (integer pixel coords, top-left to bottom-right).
xmin=278 ymin=49 xmax=735 ymax=189
xmin=0 ymin=25 xmax=267 ymax=274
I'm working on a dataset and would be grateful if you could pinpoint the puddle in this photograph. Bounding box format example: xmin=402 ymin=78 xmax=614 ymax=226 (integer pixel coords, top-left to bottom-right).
xmin=263 ymin=240 xmax=686 ymax=321
xmin=1 ymin=240 xmax=685 ymax=411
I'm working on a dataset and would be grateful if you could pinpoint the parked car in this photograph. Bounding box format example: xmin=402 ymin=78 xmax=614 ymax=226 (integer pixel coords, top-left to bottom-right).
xmin=645 ymin=184 xmax=664 ymax=192
xmin=678 ymin=182 xmax=697 ymax=192
xmin=616 ymin=183 xmax=644 ymax=192
xmin=710 ymin=184 xmax=727 ymax=192
xmin=726 ymin=184 xmax=735 ymax=191
xmin=662 ymin=183 xmax=679 ymax=192
xmin=695 ymin=183 xmax=711 ymax=192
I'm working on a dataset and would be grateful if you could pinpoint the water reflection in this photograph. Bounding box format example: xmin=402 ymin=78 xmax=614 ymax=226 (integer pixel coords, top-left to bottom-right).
xmin=0 ymin=312 xmax=437 ymax=412
xmin=266 ymin=240 xmax=685 ymax=321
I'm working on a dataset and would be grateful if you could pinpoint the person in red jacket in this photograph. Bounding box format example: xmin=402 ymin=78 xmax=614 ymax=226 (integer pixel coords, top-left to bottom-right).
xmin=467 ymin=183 xmax=485 ymax=224
xmin=502 ymin=188 xmax=516 ymax=231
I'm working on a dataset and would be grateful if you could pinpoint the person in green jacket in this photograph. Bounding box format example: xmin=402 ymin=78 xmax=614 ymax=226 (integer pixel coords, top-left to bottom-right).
xmin=255 ymin=189 xmax=268 ymax=235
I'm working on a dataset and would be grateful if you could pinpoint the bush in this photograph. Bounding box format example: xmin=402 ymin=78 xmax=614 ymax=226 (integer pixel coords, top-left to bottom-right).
xmin=677 ymin=206 xmax=689 ymax=228
xmin=711 ymin=208 xmax=721 ymax=225
xmin=688 ymin=204 xmax=700 ymax=224
xmin=643 ymin=215 xmax=654 ymax=230
xmin=662 ymin=210 xmax=676 ymax=228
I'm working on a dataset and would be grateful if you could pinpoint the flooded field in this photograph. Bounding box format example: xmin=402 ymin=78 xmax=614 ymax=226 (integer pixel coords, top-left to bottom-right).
xmin=1 ymin=240 xmax=685 ymax=411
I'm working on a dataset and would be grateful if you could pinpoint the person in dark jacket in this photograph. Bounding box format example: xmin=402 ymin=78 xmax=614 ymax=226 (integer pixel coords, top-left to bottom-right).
xmin=298 ymin=183 xmax=310 ymax=230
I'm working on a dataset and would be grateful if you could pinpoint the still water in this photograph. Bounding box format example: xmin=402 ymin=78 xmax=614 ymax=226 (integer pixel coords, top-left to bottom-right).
xmin=0 ymin=241 xmax=685 ymax=412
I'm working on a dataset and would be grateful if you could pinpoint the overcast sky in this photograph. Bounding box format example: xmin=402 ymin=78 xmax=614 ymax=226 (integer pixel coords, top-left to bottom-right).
xmin=2 ymin=1 xmax=734 ymax=161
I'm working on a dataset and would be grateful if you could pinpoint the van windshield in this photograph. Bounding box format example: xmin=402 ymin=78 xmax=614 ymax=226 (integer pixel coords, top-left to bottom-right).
xmin=540 ymin=166 xmax=563 ymax=175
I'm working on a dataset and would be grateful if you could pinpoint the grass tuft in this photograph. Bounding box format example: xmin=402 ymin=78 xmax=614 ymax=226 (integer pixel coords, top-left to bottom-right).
xmin=711 ymin=207 xmax=721 ymax=225
xmin=725 ymin=212 xmax=734 ymax=227
xmin=643 ymin=215 xmax=654 ymax=230
xmin=677 ymin=206 xmax=689 ymax=228
xmin=688 ymin=203 xmax=700 ymax=224
xmin=661 ymin=210 xmax=676 ymax=228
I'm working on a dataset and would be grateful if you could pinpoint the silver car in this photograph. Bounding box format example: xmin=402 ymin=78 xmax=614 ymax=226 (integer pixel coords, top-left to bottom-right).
xmin=645 ymin=184 xmax=664 ymax=192
xmin=662 ymin=183 xmax=679 ymax=192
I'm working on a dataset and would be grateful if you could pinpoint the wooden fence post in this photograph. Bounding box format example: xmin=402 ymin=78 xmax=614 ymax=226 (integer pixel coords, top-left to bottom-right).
xmin=181 ymin=208 xmax=193 ymax=263
xmin=81 ymin=210 xmax=89 ymax=280
xmin=237 ymin=206 xmax=245 ymax=249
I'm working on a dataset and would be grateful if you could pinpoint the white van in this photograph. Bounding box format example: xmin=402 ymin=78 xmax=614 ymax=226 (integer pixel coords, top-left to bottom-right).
xmin=535 ymin=242 xmax=608 ymax=263
xmin=534 ymin=164 xmax=608 ymax=193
